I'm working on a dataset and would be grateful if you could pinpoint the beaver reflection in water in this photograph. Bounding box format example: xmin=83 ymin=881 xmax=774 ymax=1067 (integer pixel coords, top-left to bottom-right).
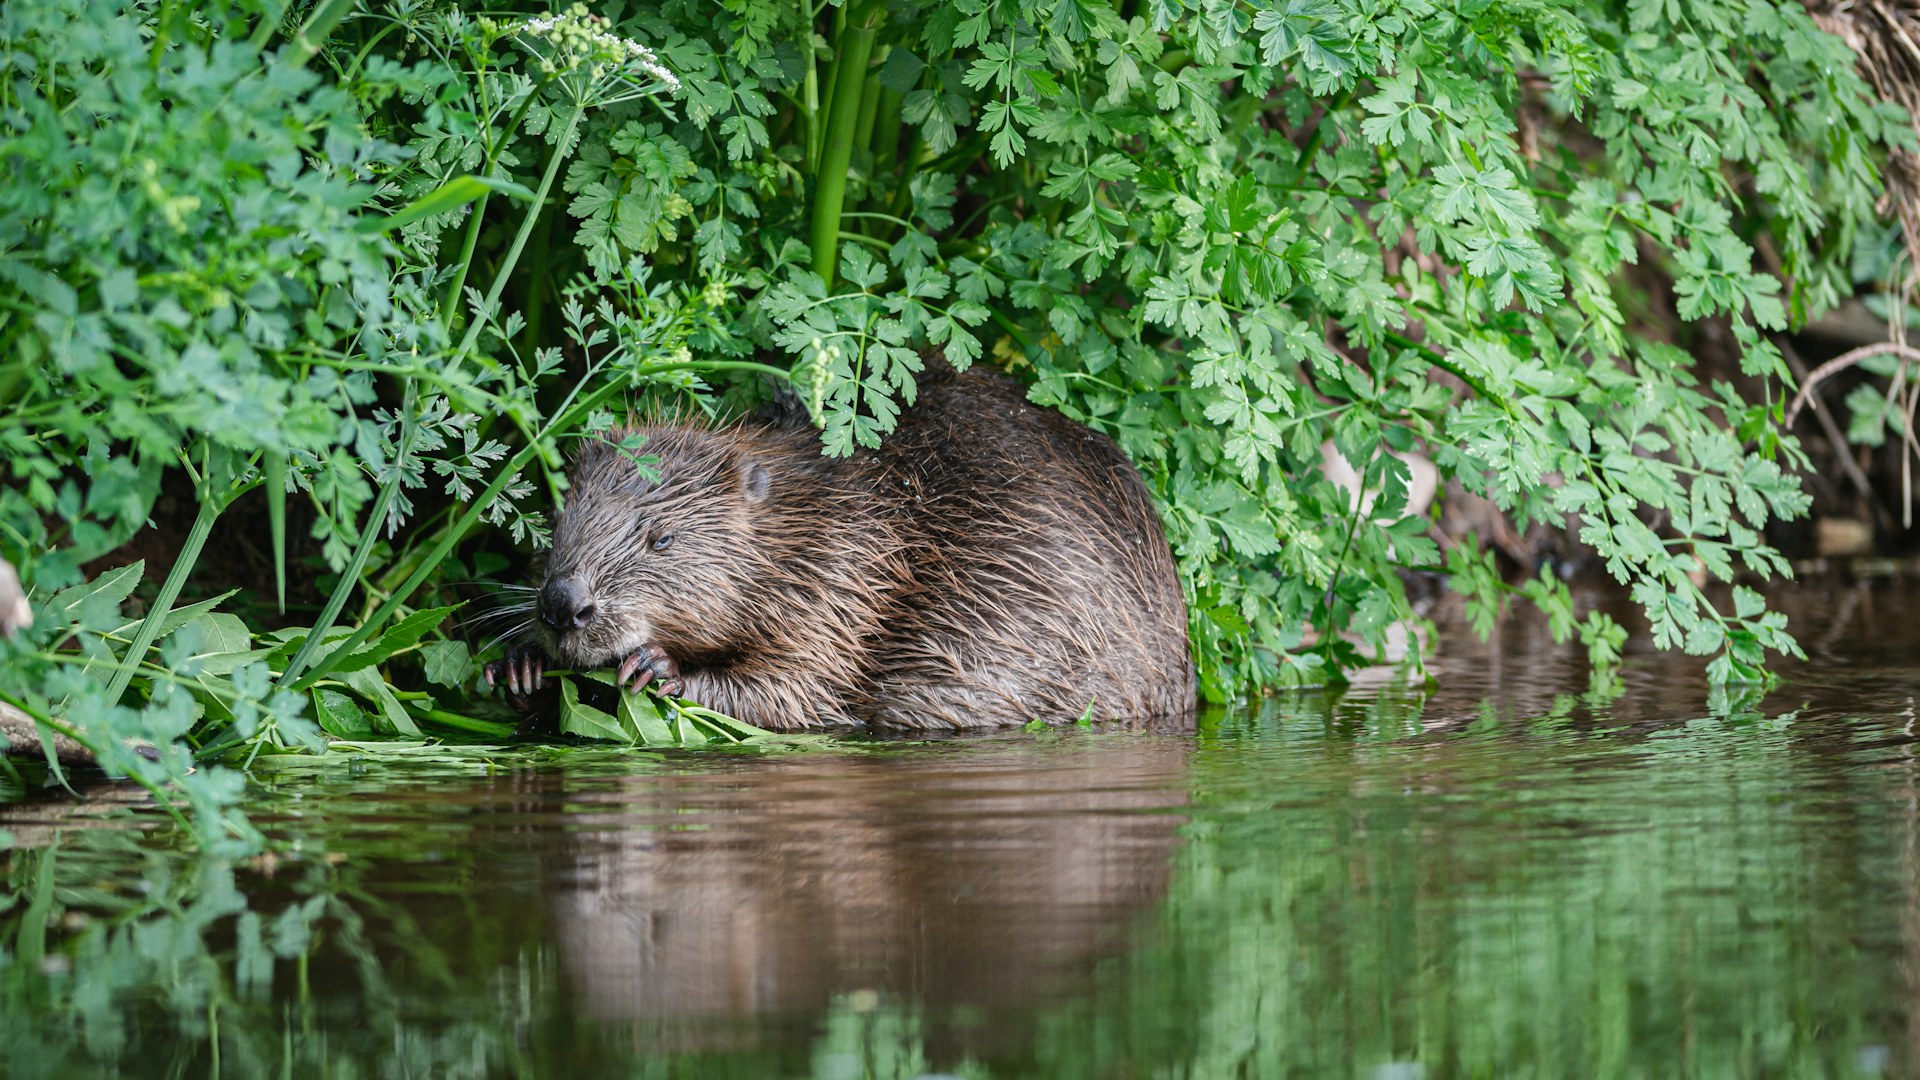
xmin=486 ymin=362 xmax=1194 ymax=731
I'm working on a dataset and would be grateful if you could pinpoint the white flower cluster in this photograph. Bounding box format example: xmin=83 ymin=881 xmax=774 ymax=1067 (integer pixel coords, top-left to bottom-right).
xmin=518 ymin=5 xmax=679 ymax=92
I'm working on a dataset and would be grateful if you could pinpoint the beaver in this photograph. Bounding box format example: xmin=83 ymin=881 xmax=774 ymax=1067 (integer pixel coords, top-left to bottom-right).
xmin=484 ymin=361 xmax=1194 ymax=731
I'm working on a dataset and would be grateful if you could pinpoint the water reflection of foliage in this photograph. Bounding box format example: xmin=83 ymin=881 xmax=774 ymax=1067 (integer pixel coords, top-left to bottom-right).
xmin=0 ymin=696 xmax=1912 ymax=1078
xmin=0 ymin=830 xmax=523 ymax=1078
xmin=1 ymin=834 xmax=295 ymax=1076
xmin=1028 ymin=702 xmax=1913 ymax=1079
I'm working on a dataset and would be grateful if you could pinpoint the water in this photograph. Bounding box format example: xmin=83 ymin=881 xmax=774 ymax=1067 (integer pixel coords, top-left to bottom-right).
xmin=3 ymin=579 xmax=1918 ymax=1078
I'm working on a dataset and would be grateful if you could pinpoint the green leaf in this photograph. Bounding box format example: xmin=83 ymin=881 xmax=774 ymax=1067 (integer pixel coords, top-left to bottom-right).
xmin=684 ymin=707 xmax=773 ymax=743
xmin=618 ymin=688 xmax=676 ymax=744
xmin=53 ymin=562 xmax=144 ymax=620
xmin=311 ymin=689 xmax=373 ymax=738
xmin=559 ymin=678 xmax=629 ymax=743
xmin=105 ymin=590 xmax=239 ymax=645
xmin=354 ymin=175 xmax=536 ymax=235
xmin=332 ymin=604 xmax=463 ymax=673
xmin=336 ymin=668 xmax=422 ymax=736
xmin=671 ymin=709 xmax=711 ymax=746
xmin=419 ymin=640 xmax=474 ymax=687
xmin=188 ymin=648 xmax=278 ymax=679
xmin=181 ymin=613 xmax=252 ymax=657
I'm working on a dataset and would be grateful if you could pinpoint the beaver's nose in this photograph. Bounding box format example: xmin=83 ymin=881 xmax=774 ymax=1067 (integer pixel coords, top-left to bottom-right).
xmin=538 ymin=578 xmax=597 ymax=631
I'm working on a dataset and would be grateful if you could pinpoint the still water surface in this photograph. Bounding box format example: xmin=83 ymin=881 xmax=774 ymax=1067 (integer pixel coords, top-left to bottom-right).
xmin=3 ymin=580 xmax=1918 ymax=1078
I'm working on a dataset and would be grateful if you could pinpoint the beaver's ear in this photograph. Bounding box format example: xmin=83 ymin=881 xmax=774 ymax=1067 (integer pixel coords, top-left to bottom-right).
xmin=739 ymin=459 xmax=772 ymax=503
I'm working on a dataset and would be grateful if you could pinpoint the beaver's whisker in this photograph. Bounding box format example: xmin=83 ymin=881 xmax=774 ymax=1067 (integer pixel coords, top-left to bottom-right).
xmin=464 ymin=601 xmax=536 ymax=619
xmin=459 ymin=605 xmax=537 ymax=631
xmin=472 ymin=612 xmax=533 ymax=637
xmin=470 ymin=598 xmax=536 ymax=611
xmin=466 ymin=597 xmax=536 ymax=611
xmin=425 ymin=579 xmax=540 ymax=593
xmin=477 ymin=623 xmax=532 ymax=660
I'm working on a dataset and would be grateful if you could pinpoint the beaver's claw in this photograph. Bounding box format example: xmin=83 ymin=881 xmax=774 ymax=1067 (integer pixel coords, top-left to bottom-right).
xmin=484 ymin=644 xmax=548 ymax=710
xmin=617 ymin=643 xmax=682 ymax=697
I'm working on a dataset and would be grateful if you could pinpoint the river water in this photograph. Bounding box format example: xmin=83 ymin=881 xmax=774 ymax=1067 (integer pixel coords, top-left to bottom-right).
xmin=2 ymin=579 xmax=1917 ymax=1078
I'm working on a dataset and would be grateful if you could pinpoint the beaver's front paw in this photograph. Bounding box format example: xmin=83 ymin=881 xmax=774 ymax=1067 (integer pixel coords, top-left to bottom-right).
xmin=484 ymin=644 xmax=549 ymax=712
xmin=617 ymin=643 xmax=682 ymax=697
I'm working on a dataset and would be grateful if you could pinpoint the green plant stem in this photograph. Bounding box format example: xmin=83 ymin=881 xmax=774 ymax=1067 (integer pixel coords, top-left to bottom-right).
xmin=277 ymin=0 xmax=355 ymax=71
xmin=651 ymin=359 xmax=797 ymax=380
xmin=342 ymin=18 xmax=406 ymax=80
xmin=812 ymin=4 xmax=851 ymax=172
xmin=810 ymin=16 xmax=879 ymax=283
xmin=441 ymin=191 xmax=492 ymax=325
xmin=417 ymin=709 xmax=518 ymax=737
xmin=853 ymin=46 xmax=886 ymax=169
xmin=104 ymin=473 xmax=229 ymax=703
xmin=245 ymin=0 xmax=292 ymax=52
xmin=841 ymin=210 xmax=916 ymax=229
xmin=884 ymin=131 xmax=929 ymax=226
xmin=801 ymin=0 xmax=827 ymax=169
xmin=1294 ymin=90 xmax=1351 ymax=172
xmin=1384 ymin=331 xmax=1495 ymax=400
xmin=451 ymin=106 xmax=585 ymax=372
xmin=278 ymin=382 xmax=419 ymax=689
xmin=149 ymin=0 xmax=177 ymax=54
xmin=839 ymin=230 xmax=889 ymax=251
xmin=872 ymin=87 xmax=903 ymax=175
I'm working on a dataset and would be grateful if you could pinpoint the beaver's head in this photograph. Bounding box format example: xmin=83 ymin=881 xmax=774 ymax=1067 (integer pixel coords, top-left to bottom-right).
xmin=533 ymin=424 xmax=774 ymax=670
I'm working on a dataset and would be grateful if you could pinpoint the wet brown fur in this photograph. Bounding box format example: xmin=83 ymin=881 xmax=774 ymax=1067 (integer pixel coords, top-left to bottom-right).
xmin=532 ymin=363 xmax=1195 ymax=732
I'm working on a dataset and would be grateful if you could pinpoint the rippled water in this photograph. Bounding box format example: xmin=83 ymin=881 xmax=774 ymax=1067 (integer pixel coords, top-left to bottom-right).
xmin=3 ymin=579 xmax=1918 ymax=1078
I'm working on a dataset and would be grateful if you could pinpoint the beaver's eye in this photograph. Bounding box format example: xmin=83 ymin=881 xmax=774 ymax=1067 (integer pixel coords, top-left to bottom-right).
xmin=653 ymin=533 xmax=674 ymax=551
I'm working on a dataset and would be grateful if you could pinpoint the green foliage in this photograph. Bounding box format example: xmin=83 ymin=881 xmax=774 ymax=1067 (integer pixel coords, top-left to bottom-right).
xmin=555 ymin=670 xmax=782 ymax=746
xmin=0 ymin=0 xmax=404 ymax=581
xmin=0 ymin=0 xmax=701 ymax=841
xmin=487 ymin=0 xmax=1888 ymax=699
xmin=0 ymin=0 xmax=1908 ymax=841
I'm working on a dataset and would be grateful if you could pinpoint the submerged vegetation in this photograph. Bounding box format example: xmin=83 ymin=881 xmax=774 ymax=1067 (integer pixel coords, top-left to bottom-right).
xmin=0 ymin=0 xmax=1912 ymax=838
